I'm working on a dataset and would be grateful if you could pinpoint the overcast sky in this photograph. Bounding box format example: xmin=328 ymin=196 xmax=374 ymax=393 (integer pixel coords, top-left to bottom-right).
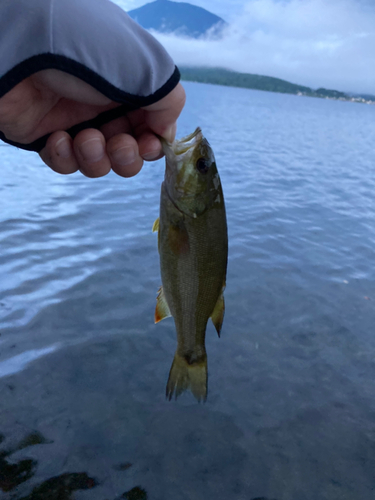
xmin=112 ymin=0 xmax=375 ymax=94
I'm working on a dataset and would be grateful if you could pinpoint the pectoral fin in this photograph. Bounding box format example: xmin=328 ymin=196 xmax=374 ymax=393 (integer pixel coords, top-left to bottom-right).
xmin=155 ymin=286 xmax=171 ymax=323
xmin=211 ymin=287 xmax=225 ymax=337
xmin=152 ymin=218 xmax=160 ymax=233
xmin=153 ymin=217 xmax=161 ymax=251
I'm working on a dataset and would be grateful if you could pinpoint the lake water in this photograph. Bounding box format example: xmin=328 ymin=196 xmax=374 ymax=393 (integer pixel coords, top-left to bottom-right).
xmin=1 ymin=82 xmax=375 ymax=500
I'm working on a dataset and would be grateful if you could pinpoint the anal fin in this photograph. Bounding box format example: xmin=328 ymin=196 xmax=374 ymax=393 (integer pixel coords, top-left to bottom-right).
xmin=155 ymin=286 xmax=171 ymax=323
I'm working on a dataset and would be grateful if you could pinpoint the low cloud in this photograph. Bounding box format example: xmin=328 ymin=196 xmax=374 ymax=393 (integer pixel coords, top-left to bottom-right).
xmin=148 ymin=0 xmax=375 ymax=94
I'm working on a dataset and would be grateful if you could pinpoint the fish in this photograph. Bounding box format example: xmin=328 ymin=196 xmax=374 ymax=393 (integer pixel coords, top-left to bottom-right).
xmin=153 ymin=127 xmax=228 ymax=402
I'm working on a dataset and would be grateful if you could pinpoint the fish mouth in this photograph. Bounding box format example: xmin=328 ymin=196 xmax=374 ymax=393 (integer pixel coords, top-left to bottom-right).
xmin=173 ymin=127 xmax=203 ymax=156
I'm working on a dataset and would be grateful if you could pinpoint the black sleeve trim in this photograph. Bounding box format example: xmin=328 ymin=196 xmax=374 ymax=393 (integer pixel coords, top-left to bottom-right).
xmin=0 ymin=54 xmax=180 ymax=152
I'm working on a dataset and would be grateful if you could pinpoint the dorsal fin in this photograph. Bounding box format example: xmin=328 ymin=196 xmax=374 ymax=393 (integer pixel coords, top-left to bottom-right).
xmin=211 ymin=285 xmax=225 ymax=337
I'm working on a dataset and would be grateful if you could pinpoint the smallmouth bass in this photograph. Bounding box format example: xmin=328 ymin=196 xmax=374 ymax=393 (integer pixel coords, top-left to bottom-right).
xmin=153 ymin=128 xmax=228 ymax=401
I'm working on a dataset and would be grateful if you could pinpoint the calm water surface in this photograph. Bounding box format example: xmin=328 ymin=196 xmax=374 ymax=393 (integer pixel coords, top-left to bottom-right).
xmin=1 ymin=82 xmax=375 ymax=499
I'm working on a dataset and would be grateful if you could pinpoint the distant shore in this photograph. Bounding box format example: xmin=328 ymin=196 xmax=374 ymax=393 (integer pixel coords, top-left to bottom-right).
xmin=179 ymin=67 xmax=375 ymax=105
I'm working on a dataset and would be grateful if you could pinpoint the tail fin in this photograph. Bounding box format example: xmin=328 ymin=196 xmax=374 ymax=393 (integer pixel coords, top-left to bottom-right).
xmin=166 ymin=352 xmax=207 ymax=402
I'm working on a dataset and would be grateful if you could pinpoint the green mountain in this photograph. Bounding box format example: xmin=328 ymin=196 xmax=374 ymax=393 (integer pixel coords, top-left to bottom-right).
xmin=179 ymin=67 xmax=374 ymax=104
xmin=128 ymin=0 xmax=227 ymax=38
xmin=180 ymin=67 xmax=312 ymax=94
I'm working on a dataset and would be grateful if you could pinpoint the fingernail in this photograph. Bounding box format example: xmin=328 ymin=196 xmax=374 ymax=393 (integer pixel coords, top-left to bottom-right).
xmin=109 ymin=146 xmax=136 ymax=166
xmin=143 ymin=150 xmax=160 ymax=161
xmin=79 ymin=138 xmax=105 ymax=163
xmin=164 ymin=123 xmax=177 ymax=143
xmin=55 ymin=137 xmax=71 ymax=159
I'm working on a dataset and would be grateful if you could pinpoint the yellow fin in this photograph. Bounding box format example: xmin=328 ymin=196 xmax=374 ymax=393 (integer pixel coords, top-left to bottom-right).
xmin=166 ymin=352 xmax=207 ymax=402
xmin=152 ymin=217 xmax=160 ymax=233
xmin=154 ymin=286 xmax=171 ymax=323
xmin=211 ymin=287 xmax=225 ymax=337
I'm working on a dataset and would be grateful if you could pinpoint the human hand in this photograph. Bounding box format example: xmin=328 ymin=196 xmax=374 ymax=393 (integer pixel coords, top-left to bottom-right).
xmin=0 ymin=69 xmax=186 ymax=178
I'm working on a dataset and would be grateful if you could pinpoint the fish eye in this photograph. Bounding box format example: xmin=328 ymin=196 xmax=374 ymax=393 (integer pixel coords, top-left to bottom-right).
xmin=196 ymin=157 xmax=209 ymax=174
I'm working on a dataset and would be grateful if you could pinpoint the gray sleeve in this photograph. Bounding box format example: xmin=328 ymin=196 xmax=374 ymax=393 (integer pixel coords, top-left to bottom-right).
xmin=0 ymin=0 xmax=180 ymax=152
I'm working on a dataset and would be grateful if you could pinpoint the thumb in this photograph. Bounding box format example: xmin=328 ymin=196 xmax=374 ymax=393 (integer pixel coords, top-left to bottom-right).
xmin=142 ymin=83 xmax=186 ymax=142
